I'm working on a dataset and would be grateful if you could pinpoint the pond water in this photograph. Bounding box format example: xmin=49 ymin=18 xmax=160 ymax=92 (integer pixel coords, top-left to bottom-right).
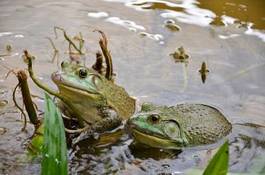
xmin=0 ymin=0 xmax=265 ymax=174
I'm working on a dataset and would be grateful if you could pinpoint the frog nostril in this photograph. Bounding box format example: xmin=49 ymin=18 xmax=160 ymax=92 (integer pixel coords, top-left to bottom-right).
xmin=61 ymin=61 xmax=67 ymax=68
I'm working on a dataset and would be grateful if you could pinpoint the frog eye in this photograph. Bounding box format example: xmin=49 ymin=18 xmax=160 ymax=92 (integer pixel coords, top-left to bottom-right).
xmin=78 ymin=68 xmax=88 ymax=78
xmin=148 ymin=114 xmax=160 ymax=124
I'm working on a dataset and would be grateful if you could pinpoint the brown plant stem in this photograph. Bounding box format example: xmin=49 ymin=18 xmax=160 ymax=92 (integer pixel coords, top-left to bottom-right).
xmin=12 ymin=83 xmax=27 ymax=131
xmin=16 ymin=70 xmax=40 ymax=126
xmin=94 ymin=30 xmax=113 ymax=81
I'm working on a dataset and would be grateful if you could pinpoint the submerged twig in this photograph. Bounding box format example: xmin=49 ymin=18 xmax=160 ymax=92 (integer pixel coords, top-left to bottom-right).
xmin=94 ymin=30 xmax=113 ymax=81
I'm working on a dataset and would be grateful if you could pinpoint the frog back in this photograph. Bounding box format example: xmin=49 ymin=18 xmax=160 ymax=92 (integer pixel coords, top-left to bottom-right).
xmin=100 ymin=80 xmax=136 ymax=119
xmin=170 ymin=104 xmax=232 ymax=145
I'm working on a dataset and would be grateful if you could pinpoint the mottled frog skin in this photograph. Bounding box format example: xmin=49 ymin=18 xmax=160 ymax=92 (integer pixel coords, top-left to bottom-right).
xmin=51 ymin=61 xmax=135 ymax=131
xmin=128 ymin=103 xmax=232 ymax=149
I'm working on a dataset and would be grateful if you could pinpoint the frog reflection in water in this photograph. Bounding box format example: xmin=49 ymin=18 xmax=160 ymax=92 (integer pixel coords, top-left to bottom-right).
xmin=127 ymin=103 xmax=232 ymax=149
xmin=51 ymin=61 xmax=135 ymax=132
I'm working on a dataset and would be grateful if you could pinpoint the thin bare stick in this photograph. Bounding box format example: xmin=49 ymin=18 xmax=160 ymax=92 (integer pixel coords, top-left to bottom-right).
xmin=46 ymin=37 xmax=59 ymax=64
xmin=78 ymin=32 xmax=84 ymax=51
xmin=13 ymin=83 xmax=27 ymax=131
xmin=54 ymin=27 xmax=84 ymax=55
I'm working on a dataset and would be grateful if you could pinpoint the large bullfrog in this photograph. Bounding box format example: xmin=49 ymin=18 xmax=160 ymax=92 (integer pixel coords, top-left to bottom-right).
xmin=51 ymin=61 xmax=136 ymax=131
xmin=127 ymin=103 xmax=232 ymax=149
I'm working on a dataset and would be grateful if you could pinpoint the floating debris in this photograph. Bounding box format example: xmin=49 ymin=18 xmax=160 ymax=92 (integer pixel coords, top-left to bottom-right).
xmin=169 ymin=46 xmax=189 ymax=63
xmin=0 ymin=44 xmax=12 ymax=57
xmin=6 ymin=44 xmax=12 ymax=52
xmin=0 ymin=100 xmax=8 ymax=107
xmin=0 ymin=127 xmax=7 ymax=135
xmin=138 ymin=32 xmax=164 ymax=44
xmin=199 ymin=61 xmax=209 ymax=83
xmin=164 ymin=19 xmax=181 ymax=31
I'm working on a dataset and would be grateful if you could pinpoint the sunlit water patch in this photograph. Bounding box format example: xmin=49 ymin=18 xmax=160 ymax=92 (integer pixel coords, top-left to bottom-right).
xmin=115 ymin=0 xmax=265 ymax=42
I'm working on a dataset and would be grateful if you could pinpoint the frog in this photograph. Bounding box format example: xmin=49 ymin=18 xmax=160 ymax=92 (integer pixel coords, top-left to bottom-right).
xmin=127 ymin=103 xmax=232 ymax=149
xmin=51 ymin=61 xmax=136 ymax=132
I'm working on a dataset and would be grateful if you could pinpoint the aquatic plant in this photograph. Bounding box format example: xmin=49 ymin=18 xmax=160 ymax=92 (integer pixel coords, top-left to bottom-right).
xmin=41 ymin=93 xmax=68 ymax=175
xmin=203 ymin=140 xmax=229 ymax=175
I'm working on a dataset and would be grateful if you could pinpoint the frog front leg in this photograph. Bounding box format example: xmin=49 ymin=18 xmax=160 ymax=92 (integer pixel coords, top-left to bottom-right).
xmin=72 ymin=107 xmax=122 ymax=143
xmin=93 ymin=106 xmax=122 ymax=133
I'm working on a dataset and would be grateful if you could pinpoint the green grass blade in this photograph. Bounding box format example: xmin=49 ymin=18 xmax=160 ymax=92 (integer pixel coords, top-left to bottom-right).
xmin=41 ymin=93 xmax=68 ymax=175
xmin=203 ymin=140 xmax=229 ymax=175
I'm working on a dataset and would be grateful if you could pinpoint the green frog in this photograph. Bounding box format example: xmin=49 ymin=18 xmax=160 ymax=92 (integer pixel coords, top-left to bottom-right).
xmin=127 ymin=103 xmax=232 ymax=149
xmin=51 ymin=61 xmax=136 ymax=132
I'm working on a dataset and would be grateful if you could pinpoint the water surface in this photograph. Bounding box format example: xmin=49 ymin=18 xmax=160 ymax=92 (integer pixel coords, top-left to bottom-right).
xmin=0 ymin=0 xmax=265 ymax=174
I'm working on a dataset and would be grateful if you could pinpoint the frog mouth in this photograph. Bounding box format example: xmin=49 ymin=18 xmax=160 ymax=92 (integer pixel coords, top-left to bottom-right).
xmin=128 ymin=124 xmax=182 ymax=149
xmin=127 ymin=121 xmax=169 ymax=140
xmin=51 ymin=72 xmax=100 ymax=94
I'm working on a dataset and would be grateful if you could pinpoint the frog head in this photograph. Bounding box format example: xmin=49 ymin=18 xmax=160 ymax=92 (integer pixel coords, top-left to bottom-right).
xmin=51 ymin=61 xmax=109 ymax=124
xmin=51 ymin=61 xmax=135 ymax=125
xmin=127 ymin=103 xmax=189 ymax=149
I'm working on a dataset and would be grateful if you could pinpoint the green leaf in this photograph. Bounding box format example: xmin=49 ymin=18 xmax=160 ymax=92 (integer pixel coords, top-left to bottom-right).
xmin=203 ymin=140 xmax=229 ymax=175
xmin=41 ymin=93 xmax=68 ymax=175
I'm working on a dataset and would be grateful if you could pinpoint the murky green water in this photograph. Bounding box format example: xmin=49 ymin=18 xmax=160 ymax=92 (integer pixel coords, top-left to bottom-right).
xmin=0 ymin=0 xmax=265 ymax=174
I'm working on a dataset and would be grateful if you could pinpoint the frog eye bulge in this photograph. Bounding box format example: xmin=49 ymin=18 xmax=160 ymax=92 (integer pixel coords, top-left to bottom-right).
xmin=79 ymin=68 xmax=88 ymax=78
xmin=148 ymin=114 xmax=160 ymax=124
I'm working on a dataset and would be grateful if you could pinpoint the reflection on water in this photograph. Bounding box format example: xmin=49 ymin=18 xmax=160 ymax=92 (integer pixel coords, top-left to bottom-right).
xmin=126 ymin=0 xmax=265 ymax=42
xmin=198 ymin=0 xmax=265 ymax=30
xmin=129 ymin=0 xmax=265 ymax=29
xmin=89 ymin=0 xmax=265 ymax=42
